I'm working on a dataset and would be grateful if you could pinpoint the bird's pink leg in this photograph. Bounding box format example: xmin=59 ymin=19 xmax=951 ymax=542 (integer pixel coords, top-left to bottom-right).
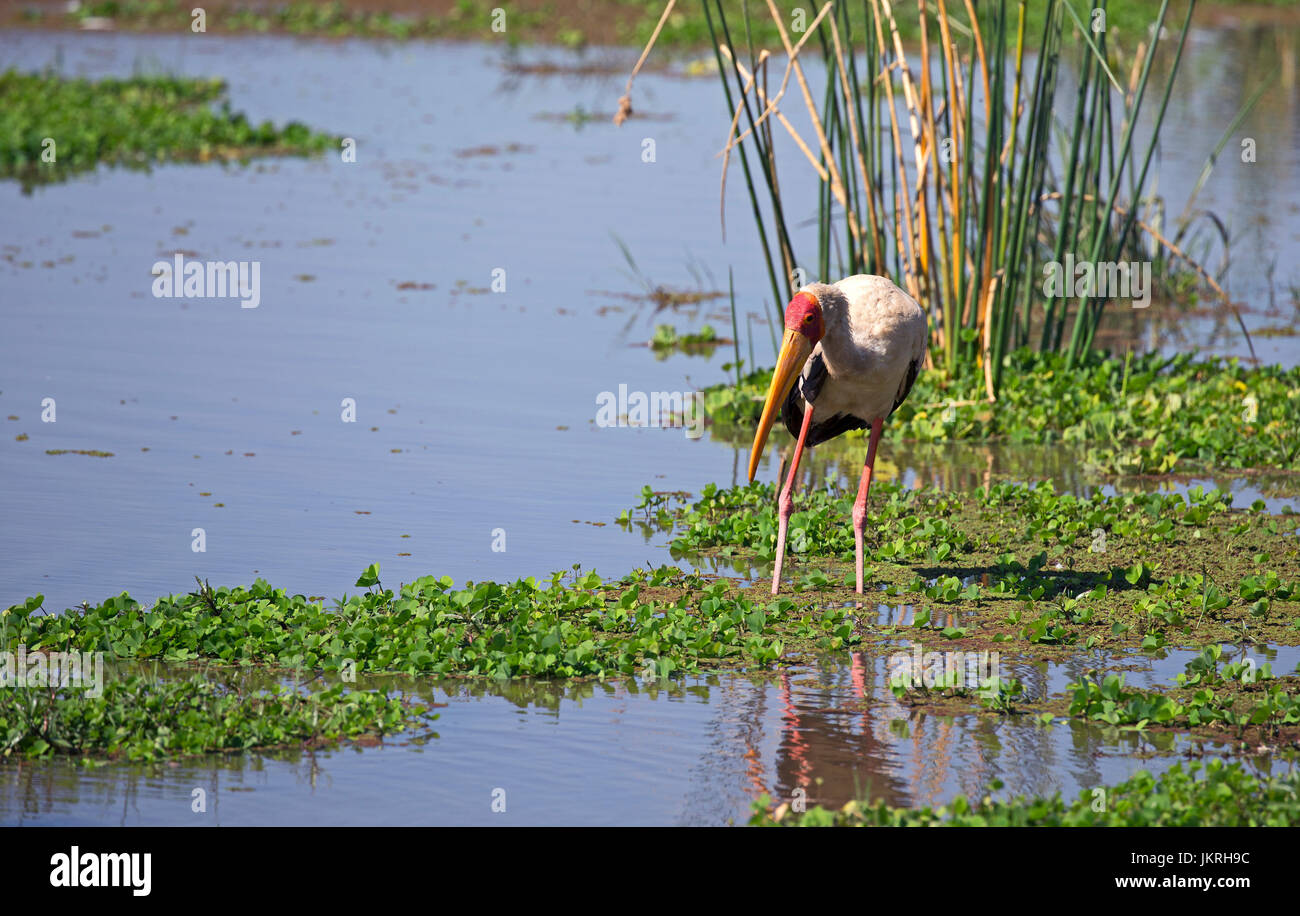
xmin=772 ymin=403 xmax=814 ymax=596
xmin=853 ymin=418 xmax=885 ymax=594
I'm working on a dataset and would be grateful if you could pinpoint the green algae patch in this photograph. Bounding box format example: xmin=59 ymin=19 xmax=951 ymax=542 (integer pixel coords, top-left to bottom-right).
xmin=0 ymin=70 xmax=338 ymax=190
xmin=0 ymin=676 xmax=432 ymax=762
xmin=704 ymin=351 xmax=1300 ymax=476
xmin=748 ymin=759 xmax=1300 ymax=827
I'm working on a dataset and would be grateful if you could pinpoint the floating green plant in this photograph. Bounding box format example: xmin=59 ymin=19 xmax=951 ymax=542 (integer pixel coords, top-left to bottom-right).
xmin=749 ymin=759 xmax=1300 ymax=826
xmin=1066 ymin=668 xmax=1300 ymax=735
xmin=0 ymin=676 xmax=430 ymax=762
xmin=625 ymin=478 xmax=1300 ymax=654
xmin=2 ymin=567 xmax=798 ymax=679
xmin=647 ymin=323 xmax=731 ymax=358
xmin=0 ymin=70 xmax=338 ymax=189
xmin=703 ymin=350 xmax=1300 ymax=475
xmin=8 ymin=0 xmax=1180 ymax=53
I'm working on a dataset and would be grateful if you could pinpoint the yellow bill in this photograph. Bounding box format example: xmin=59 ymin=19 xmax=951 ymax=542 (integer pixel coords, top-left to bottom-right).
xmin=746 ymin=328 xmax=813 ymax=481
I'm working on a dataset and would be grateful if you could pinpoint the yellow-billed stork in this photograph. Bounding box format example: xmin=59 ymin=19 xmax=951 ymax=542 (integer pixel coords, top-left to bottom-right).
xmin=747 ymin=275 xmax=927 ymax=595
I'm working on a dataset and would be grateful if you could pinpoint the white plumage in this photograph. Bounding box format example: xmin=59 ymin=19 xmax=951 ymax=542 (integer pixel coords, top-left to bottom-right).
xmin=747 ymin=274 xmax=928 ymax=596
xmin=792 ymin=275 xmax=927 ymax=433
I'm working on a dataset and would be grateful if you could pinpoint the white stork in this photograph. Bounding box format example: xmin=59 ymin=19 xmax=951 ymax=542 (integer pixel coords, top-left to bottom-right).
xmin=747 ymin=275 xmax=927 ymax=595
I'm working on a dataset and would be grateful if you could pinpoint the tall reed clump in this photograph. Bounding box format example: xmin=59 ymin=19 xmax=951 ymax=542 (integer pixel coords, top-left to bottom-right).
xmin=621 ymin=0 xmax=1208 ymax=399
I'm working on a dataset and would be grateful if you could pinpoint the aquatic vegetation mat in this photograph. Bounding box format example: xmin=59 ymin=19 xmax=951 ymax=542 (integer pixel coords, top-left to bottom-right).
xmin=2 ymin=567 xmax=794 ymax=679
xmin=8 ymin=0 xmax=1175 ymax=51
xmin=647 ymin=323 xmax=729 ymax=358
xmin=1065 ymin=668 xmax=1300 ymax=736
xmin=703 ymin=350 xmax=1300 ymax=475
xmin=5 ymin=478 xmax=1297 ymax=749
xmin=748 ymin=759 xmax=1300 ymax=826
xmin=628 ymin=477 xmax=1300 ymax=651
xmin=0 ymin=70 xmax=337 ymax=189
xmin=629 ymin=476 xmax=1300 ymax=745
xmin=0 ymin=676 xmax=431 ymax=762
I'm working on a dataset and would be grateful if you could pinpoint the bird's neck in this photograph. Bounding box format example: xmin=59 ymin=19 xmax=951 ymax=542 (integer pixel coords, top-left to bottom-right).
xmin=817 ymin=291 xmax=862 ymax=373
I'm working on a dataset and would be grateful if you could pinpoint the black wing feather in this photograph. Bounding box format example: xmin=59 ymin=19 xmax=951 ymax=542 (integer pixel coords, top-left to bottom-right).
xmin=888 ymin=357 xmax=921 ymax=418
xmin=781 ymin=352 xmax=870 ymax=447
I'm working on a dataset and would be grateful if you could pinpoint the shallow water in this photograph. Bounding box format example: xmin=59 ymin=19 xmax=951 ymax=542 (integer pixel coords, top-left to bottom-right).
xmin=3 ymin=28 xmax=1299 ymax=614
xmin=1 ymin=25 xmax=1298 ymax=824
xmin=6 ymin=644 xmax=1275 ymax=827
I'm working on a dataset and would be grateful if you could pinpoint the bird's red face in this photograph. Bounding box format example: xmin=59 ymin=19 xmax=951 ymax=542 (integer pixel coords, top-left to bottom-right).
xmin=748 ymin=291 xmax=822 ymax=481
xmin=784 ymin=290 xmax=824 ymax=344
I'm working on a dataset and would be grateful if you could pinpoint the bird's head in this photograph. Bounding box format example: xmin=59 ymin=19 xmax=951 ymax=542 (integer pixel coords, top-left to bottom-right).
xmin=746 ymin=289 xmax=824 ymax=481
xmin=784 ymin=289 xmax=825 ymax=344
